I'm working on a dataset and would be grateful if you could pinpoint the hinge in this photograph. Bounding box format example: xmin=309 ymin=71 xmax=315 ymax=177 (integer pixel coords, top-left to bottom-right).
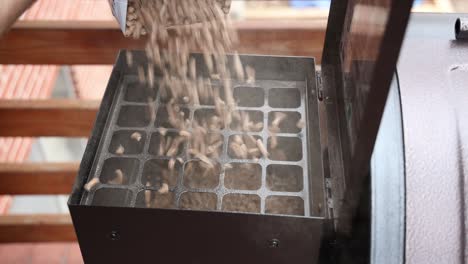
xmin=316 ymin=71 xmax=324 ymax=101
xmin=325 ymin=178 xmax=335 ymax=219
xmin=317 ymin=70 xmax=335 ymax=220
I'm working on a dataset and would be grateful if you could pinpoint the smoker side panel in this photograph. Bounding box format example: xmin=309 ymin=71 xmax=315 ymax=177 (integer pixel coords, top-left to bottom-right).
xmin=69 ymin=205 xmax=323 ymax=264
xmin=398 ymin=13 xmax=468 ymax=264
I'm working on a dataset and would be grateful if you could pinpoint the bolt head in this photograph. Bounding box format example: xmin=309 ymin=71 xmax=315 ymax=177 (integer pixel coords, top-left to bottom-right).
xmin=109 ymin=231 xmax=120 ymax=241
xmin=268 ymin=238 xmax=280 ymax=248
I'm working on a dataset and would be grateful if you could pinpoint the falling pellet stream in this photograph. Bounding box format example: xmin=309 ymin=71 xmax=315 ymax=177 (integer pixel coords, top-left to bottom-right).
xmin=84 ymin=0 xmax=306 ymax=215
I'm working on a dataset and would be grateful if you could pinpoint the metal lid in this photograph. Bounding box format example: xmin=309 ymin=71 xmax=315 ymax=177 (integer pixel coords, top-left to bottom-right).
xmin=321 ymin=0 xmax=413 ymax=232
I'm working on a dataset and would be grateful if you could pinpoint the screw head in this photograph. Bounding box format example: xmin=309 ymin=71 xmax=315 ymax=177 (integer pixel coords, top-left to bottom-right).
xmin=109 ymin=230 xmax=120 ymax=241
xmin=268 ymin=238 xmax=280 ymax=248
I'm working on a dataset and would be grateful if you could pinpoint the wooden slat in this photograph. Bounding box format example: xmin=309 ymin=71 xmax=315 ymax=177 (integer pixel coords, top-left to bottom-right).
xmin=236 ymin=20 xmax=325 ymax=62
xmin=0 ymin=20 xmax=325 ymax=64
xmin=0 ymin=99 xmax=99 ymax=137
xmin=0 ymin=163 xmax=78 ymax=194
xmin=1 ymin=21 xmax=145 ymax=65
xmin=245 ymin=7 xmax=329 ymax=20
xmin=0 ymin=214 xmax=75 ymax=243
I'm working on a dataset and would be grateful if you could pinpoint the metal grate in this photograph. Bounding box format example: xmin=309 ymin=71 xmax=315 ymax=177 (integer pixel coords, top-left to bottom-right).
xmin=80 ymin=53 xmax=318 ymax=218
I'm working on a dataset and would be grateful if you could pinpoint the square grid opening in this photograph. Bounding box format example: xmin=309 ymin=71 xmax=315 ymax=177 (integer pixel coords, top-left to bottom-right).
xmin=82 ymin=74 xmax=313 ymax=217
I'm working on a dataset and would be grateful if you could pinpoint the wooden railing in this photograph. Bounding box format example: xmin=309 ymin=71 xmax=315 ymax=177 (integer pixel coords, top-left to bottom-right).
xmin=0 ymin=19 xmax=326 ymax=242
xmin=0 ymin=99 xmax=98 ymax=242
xmin=0 ymin=20 xmax=326 ymax=64
xmin=0 ymin=99 xmax=100 ymax=137
xmin=0 ymin=162 xmax=79 ymax=195
xmin=0 ymin=214 xmax=75 ymax=243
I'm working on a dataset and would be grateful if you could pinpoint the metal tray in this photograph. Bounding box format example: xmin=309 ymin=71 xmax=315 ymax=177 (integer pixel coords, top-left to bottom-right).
xmin=68 ymin=50 xmax=325 ymax=264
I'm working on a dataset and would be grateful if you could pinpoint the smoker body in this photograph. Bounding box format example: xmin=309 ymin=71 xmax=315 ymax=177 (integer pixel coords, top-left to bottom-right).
xmin=367 ymin=12 xmax=468 ymax=264
xmin=398 ymin=13 xmax=466 ymax=264
xmin=68 ymin=52 xmax=327 ymax=264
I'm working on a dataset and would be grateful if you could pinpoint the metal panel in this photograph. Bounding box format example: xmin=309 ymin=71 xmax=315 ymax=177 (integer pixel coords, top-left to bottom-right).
xmin=69 ymin=205 xmax=323 ymax=264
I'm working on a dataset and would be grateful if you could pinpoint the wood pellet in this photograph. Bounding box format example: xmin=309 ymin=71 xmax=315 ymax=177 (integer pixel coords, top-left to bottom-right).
xmin=115 ymin=144 xmax=125 ymax=155
xmin=109 ymin=169 xmax=124 ymax=185
xmin=84 ymin=178 xmax=100 ymax=192
xmin=145 ymin=181 xmax=151 ymax=207
xmin=256 ymin=139 xmax=269 ymax=158
xmin=130 ymin=131 xmax=142 ymax=141
xmin=158 ymin=183 xmax=169 ymax=194
xmin=168 ymin=158 xmax=176 ymax=171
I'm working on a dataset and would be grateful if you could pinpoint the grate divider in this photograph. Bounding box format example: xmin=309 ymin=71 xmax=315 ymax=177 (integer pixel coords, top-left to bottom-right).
xmin=83 ymin=65 xmax=313 ymax=218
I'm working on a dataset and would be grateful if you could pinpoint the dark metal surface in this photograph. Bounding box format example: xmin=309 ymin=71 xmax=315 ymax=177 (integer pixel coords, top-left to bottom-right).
xmin=320 ymin=0 xmax=413 ymax=232
xmin=455 ymin=17 xmax=468 ymax=40
xmin=69 ymin=205 xmax=323 ymax=264
xmin=69 ymin=50 xmax=326 ymax=263
xmin=398 ymin=13 xmax=468 ymax=264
